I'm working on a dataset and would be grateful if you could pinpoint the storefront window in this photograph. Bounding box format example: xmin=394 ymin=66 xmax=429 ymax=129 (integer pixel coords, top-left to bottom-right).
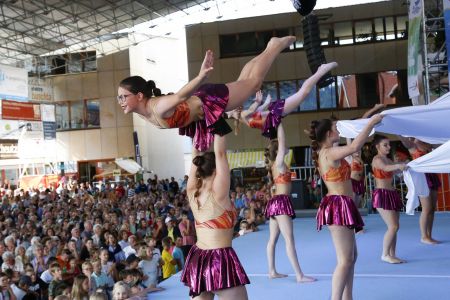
xmin=56 ymin=103 xmax=70 ymax=130
xmin=319 ymin=79 xmax=337 ymax=109
xmin=337 ymin=75 xmax=358 ymax=108
xmin=86 ymin=100 xmax=100 ymax=127
xmin=70 ymin=101 xmax=85 ymax=129
xmin=298 ymin=79 xmax=317 ymax=111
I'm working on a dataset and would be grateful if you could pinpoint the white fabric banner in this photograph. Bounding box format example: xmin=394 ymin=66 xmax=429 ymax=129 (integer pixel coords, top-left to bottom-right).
xmin=404 ymin=139 xmax=450 ymax=214
xmin=336 ymin=92 xmax=450 ymax=144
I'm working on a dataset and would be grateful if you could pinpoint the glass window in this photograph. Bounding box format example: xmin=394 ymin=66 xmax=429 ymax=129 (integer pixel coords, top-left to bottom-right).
xmin=293 ymin=25 xmax=304 ymax=49
xmin=256 ymin=31 xmax=273 ymax=52
xmin=385 ymin=16 xmax=396 ymax=40
xmin=83 ymin=51 xmax=97 ymax=72
xmin=70 ymin=101 xmax=85 ymax=129
xmin=236 ymin=32 xmax=257 ymax=55
xmin=337 ymin=75 xmax=358 ymax=108
xmin=378 ymin=71 xmax=398 ymax=105
xmin=334 ymin=22 xmax=353 ymax=45
xmin=396 ymin=15 xmax=408 ymax=39
xmin=320 ymin=23 xmax=333 ymax=46
xmin=67 ymin=53 xmax=82 ymax=73
xmin=356 ymin=73 xmax=378 ymax=107
xmin=220 ymin=34 xmax=237 ymax=58
xmin=279 ymin=80 xmax=297 ymax=100
xmin=56 ymin=103 xmax=70 ymax=130
xmin=374 ymin=18 xmax=385 ymax=41
xmin=298 ymin=79 xmax=317 ymax=111
xmin=354 ymin=20 xmax=373 ymax=43
xmin=262 ymin=82 xmax=278 ymax=100
xmin=319 ymin=79 xmax=337 ymax=109
xmin=86 ymin=100 xmax=100 ymax=127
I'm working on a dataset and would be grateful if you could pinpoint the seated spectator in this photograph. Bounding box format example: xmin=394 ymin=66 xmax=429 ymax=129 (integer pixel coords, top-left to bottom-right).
xmin=137 ymin=243 xmax=160 ymax=288
xmin=11 ymin=275 xmax=32 ymax=300
xmin=48 ymin=263 xmax=64 ymax=300
xmin=161 ymin=237 xmax=176 ymax=280
xmin=71 ymin=274 xmax=89 ymax=300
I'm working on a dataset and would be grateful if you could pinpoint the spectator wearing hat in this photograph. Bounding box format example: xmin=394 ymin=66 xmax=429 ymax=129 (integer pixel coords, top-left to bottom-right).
xmin=11 ymin=275 xmax=32 ymax=300
xmin=164 ymin=217 xmax=181 ymax=243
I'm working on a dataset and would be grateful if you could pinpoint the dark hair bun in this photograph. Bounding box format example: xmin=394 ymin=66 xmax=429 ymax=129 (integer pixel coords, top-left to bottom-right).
xmin=193 ymin=156 xmax=205 ymax=167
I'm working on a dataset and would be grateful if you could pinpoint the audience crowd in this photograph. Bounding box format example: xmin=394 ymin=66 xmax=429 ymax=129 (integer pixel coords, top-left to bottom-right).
xmin=0 ymin=173 xmax=269 ymax=300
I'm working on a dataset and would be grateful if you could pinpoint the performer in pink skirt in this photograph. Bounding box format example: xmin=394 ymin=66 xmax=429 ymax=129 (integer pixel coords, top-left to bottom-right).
xmin=226 ymin=62 xmax=338 ymax=139
xmin=118 ymin=36 xmax=296 ymax=151
xmin=371 ymin=134 xmax=408 ymax=264
xmin=399 ymin=137 xmax=441 ymax=244
xmin=307 ymin=114 xmax=382 ymax=300
xmin=181 ymin=133 xmax=249 ymax=299
xmin=264 ymin=123 xmax=315 ymax=283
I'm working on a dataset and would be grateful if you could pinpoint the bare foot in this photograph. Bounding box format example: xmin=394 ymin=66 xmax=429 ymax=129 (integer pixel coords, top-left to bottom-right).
xmin=269 ymin=272 xmax=288 ymax=279
xmin=316 ymin=62 xmax=338 ymax=76
xmin=421 ymin=238 xmax=440 ymax=245
xmin=381 ymin=255 xmax=405 ymax=264
xmin=268 ymin=36 xmax=297 ymax=50
xmin=296 ymin=275 xmax=317 ymax=283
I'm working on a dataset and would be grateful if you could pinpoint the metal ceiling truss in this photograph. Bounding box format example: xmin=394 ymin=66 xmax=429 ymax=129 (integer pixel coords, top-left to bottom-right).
xmin=0 ymin=0 xmax=212 ymax=71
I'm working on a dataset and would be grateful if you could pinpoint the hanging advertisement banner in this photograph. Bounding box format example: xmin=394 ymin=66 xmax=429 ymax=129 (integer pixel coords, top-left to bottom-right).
xmin=407 ymin=0 xmax=423 ymax=102
xmin=28 ymin=77 xmax=53 ymax=102
xmin=1 ymin=100 xmax=41 ymax=121
xmin=0 ymin=64 xmax=28 ymax=101
xmin=444 ymin=1 xmax=450 ymax=80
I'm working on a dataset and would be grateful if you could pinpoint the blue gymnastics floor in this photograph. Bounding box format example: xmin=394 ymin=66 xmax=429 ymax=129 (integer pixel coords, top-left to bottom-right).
xmin=150 ymin=212 xmax=450 ymax=299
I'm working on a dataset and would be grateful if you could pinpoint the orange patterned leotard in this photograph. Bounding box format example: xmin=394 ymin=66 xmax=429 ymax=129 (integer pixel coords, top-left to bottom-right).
xmin=322 ymin=159 xmax=351 ymax=182
xmin=411 ymin=148 xmax=427 ymax=160
xmin=274 ymin=172 xmax=292 ymax=184
xmin=372 ymin=167 xmax=393 ymax=179
xmin=191 ymin=193 xmax=236 ymax=229
xmin=248 ymin=112 xmax=264 ymax=129
xmin=351 ymin=160 xmax=363 ymax=172
xmin=163 ymin=101 xmax=191 ymax=128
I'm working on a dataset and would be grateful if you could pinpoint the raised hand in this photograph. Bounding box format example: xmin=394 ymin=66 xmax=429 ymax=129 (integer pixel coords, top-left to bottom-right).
xmin=199 ymin=50 xmax=214 ymax=80
xmin=254 ymin=90 xmax=263 ymax=104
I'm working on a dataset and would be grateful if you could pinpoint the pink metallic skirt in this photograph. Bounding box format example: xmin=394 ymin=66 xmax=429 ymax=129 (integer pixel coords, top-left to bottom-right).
xmin=179 ymin=84 xmax=232 ymax=151
xmin=425 ymin=173 xmax=441 ymax=190
xmin=180 ymin=244 xmax=249 ymax=297
xmin=262 ymin=99 xmax=285 ymax=139
xmin=372 ymin=188 xmax=403 ymax=211
xmin=351 ymin=178 xmax=365 ymax=196
xmin=316 ymin=195 xmax=364 ymax=233
xmin=264 ymin=194 xmax=295 ymax=219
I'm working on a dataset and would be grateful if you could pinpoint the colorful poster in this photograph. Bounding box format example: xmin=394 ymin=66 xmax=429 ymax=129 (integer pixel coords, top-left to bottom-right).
xmin=407 ymin=0 xmax=423 ymax=101
xmin=0 ymin=64 xmax=28 ymax=101
xmin=444 ymin=0 xmax=450 ymax=80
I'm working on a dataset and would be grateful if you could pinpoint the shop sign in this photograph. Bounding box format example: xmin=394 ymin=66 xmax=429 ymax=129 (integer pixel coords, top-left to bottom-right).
xmin=1 ymin=100 xmax=41 ymax=121
xmin=28 ymin=77 xmax=53 ymax=102
xmin=0 ymin=139 xmax=18 ymax=159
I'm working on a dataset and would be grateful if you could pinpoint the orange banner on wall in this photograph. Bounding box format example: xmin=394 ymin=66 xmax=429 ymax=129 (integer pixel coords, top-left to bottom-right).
xmin=1 ymin=100 xmax=41 ymax=121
